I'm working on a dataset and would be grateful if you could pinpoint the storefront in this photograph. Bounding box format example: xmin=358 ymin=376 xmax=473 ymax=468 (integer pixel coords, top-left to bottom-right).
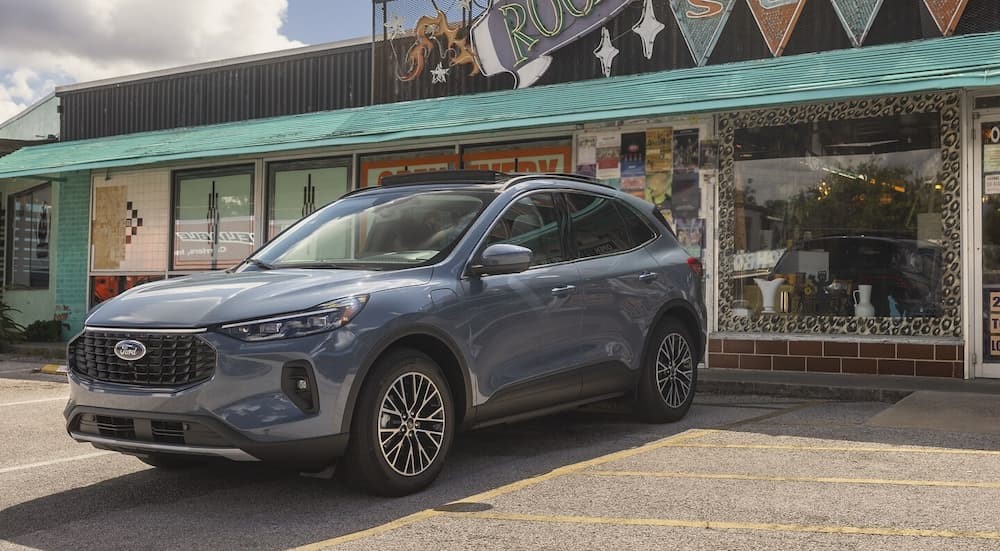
xmin=1 ymin=17 xmax=1000 ymax=384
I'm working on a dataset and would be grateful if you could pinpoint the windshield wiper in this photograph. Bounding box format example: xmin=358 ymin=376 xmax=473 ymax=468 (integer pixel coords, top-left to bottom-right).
xmin=243 ymin=258 xmax=275 ymax=270
xmin=278 ymin=262 xmax=389 ymax=271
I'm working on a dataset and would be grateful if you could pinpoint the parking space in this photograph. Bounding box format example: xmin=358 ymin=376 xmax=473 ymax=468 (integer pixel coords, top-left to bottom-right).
xmin=2 ymin=366 xmax=1000 ymax=550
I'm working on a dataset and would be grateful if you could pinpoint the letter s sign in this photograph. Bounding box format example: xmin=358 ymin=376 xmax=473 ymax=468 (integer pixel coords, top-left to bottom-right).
xmin=686 ymin=0 xmax=724 ymax=18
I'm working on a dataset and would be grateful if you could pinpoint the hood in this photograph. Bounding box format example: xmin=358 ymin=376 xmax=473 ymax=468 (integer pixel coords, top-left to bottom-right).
xmin=85 ymin=268 xmax=432 ymax=328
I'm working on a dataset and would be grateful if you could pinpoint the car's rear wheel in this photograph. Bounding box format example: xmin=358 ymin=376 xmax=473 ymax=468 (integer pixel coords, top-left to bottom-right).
xmin=339 ymin=347 xmax=454 ymax=496
xmin=634 ymin=318 xmax=698 ymax=423
xmin=137 ymin=453 xmax=208 ymax=469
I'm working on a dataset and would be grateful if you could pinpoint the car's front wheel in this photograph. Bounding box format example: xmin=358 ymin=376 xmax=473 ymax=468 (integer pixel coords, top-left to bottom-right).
xmin=634 ymin=318 xmax=698 ymax=423
xmin=339 ymin=347 xmax=455 ymax=496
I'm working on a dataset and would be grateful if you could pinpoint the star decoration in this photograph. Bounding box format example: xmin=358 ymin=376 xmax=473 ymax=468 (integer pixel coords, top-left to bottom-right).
xmin=632 ymin=0 xmax=664 ymax=60
xmin=593 ymin=27 xmax=619 ymax=78
xmin=430 ymin=62 xmax=449 ymax=84
xmin=385 ymin=13 xmax=406 ymax=40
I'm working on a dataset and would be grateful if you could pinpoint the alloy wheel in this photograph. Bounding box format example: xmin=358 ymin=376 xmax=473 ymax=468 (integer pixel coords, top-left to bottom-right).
xmin=377 ymin=371 xmax=447 ymax=477
xmin=655 ymin=333 xmax=694 ymax=408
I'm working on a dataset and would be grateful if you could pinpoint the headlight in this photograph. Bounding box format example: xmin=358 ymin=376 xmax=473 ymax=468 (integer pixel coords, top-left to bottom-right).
xmin=220 ymin=295 xmax=368 ymax=342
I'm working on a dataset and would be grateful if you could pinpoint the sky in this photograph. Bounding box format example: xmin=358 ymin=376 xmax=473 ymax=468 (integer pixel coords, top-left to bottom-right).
xmin=0 ymin=0 xmax=374 ymax=125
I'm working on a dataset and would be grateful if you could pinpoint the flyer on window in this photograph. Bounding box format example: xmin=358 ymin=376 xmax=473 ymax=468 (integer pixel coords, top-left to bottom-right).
xmin=595 ymin=132 xmax=621 ymax=180
xmin=620 ymin=132 xmax=646 ymax=194
xmin=675 ymin=217 xmax=705 ymax=258
xmin=575 ymin=135 xmax=597 ymax=177
xmin=645 ymin=127 xmax=673 ymax=173
xmin=673 ymin=129 xmax=700 ymax=172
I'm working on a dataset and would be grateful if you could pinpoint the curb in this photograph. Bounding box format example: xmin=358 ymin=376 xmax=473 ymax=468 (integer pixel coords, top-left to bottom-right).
xmin=37 ymin=364 xmax=68 ymax=375
xmin=697 ymin=379 xmax=912 ymax=403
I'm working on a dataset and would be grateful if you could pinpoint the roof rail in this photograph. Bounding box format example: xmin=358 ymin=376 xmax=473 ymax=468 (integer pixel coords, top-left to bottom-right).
xmin=380 ymin=170 xmax=510 ymax=187
xmin=502 ymin=172 xmax=609 ymax=189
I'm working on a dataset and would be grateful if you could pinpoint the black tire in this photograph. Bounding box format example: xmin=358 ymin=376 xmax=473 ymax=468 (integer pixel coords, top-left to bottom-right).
xmin=137 ymin=453 xmax=208 ymax=469
xmin=634 ymin=318 xmax=698 ymax=423
xmin=338 ymin=347 xmax=455 ymax=496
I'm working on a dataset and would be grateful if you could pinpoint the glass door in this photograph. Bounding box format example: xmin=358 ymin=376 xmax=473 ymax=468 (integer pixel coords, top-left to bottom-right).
xmin=975 ymin=119 xmax=1000 ymax=378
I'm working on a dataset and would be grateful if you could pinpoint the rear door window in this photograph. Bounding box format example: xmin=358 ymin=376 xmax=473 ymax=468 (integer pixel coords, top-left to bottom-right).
xmin=565 ymin=193 xmax=631 ymax=259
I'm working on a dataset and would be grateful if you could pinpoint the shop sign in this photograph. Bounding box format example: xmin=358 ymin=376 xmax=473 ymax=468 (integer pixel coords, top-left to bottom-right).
xmin=923 ymin=0 xmax=968 ymax=37
xmin=463 ymin=146 xmax=571 ymax=172
xmin=746 ymin=0 xmax=808 ymax=57
xmin=360 ymin=154 xmax=459 ymax=187
xmin=670 ymin=0 xmax=737 ymax=66
xmin=830 ymin=0 xmax=885 ymax=48
xmin=173 ymin=218 xmax=254 ymax=270
xmin=471 ymin=0 xmax=634 ymax=88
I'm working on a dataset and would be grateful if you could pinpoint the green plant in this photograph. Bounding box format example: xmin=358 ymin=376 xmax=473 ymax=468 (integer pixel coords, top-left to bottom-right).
xmin=24 ymin=319 xmax=67 ymax=343
xmin=0 ymin=301 xmax=25 ymax=351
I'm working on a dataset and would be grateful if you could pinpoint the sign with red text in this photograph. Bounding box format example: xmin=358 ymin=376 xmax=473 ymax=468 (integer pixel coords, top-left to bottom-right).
xmin=360 ymin=154 xmax=459 ymax=187
xmin=462 ymin=146 xmax=571 ymax=173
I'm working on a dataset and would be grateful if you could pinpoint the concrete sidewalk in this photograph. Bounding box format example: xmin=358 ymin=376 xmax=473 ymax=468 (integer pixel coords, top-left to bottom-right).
xmin=699 ymin=367 xmax=1000 ymax=402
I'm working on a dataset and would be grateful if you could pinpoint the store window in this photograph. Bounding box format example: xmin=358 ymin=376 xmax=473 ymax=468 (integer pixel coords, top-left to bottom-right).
xmin=462 ymin=139 xmax=571 ymax=173
xmin=731 ymin=112 xmax=944 ymax=320
xmin=6 ymin=183 xmax=52 ymax=289
xmin=172 ymin=166 xmax=254 ymax=271
xmin=267 ymin=158 xmax=351 ymax=239
xmin=360 ymin=148 xmax=458 ymax=187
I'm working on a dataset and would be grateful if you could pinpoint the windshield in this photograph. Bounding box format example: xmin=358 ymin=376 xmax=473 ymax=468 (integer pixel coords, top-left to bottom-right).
xmin=253 ymin=189 xmax=495 ymax=270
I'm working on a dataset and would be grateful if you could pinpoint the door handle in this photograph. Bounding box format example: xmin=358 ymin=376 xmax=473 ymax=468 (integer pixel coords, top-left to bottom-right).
xmin=639 ymin=271 xmax=659 ymax=283
xmin=551 ymin=285 xmax=576 ymax=297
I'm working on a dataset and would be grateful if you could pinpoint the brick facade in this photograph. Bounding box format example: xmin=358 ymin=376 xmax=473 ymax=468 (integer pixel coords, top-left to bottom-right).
xmin=708 ymin=336 xmax=964 ymax=378
xmin=54 ymin=171 xmax=91 ymax=336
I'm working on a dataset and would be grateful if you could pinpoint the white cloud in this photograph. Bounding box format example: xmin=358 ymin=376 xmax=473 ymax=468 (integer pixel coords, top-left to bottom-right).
xmin=0 ymin=0 xmax=304 ymax=124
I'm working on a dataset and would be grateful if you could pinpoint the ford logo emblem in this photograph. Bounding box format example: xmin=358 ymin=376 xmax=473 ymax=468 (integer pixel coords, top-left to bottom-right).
xmin=113 ymin=340 xmax=147 ymax=361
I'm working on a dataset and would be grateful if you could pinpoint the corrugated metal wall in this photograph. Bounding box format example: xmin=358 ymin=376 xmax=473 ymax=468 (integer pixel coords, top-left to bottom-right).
xmin=59 ymin=43 xmax=371 ymax=141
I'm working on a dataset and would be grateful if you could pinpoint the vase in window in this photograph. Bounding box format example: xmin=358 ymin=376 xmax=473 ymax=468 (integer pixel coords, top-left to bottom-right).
xmin=853 ymin=284 xmax=875 ymax=317
xmin=753 ymin=277 xmax=786 ymax=314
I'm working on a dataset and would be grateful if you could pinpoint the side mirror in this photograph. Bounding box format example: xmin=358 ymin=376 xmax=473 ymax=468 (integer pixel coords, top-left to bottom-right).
xmin=469 ymin=244 xmax=533 ymax=276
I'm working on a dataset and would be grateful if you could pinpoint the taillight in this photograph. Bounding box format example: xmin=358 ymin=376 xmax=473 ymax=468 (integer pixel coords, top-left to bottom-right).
xmin=687 ymin=257 xmax=704 ymax=277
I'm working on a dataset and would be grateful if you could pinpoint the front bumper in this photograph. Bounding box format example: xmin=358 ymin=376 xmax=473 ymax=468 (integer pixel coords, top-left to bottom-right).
xmin=65 ymin=327 xmax=365 ymax=467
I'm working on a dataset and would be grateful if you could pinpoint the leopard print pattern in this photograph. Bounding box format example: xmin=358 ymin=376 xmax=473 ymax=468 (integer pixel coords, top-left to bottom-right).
xmin=717 ymin=93 xmax=962 ymax=337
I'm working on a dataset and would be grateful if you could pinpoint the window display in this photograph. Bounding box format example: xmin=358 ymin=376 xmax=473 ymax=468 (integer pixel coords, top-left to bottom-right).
xmin=360 ymin=149 xmax=458 ymax=187
xmin=730 ymin=112 xmax=944 ymax=320
xmin=91 ymin=171 xmax=170 ymax=272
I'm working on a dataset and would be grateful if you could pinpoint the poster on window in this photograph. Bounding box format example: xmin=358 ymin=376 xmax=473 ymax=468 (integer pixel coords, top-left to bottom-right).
xmin=463 ymin=145 xmax=571 ymax=173
xmin=645 ymin=128 xmax=673 ymax=172
xmin=360 ymin=153 xmax=458 ymax=187
xmin=91 ymin=172 xmax=171 ymax=272
xmin=575 ymin=135 xmax=597 ymax=177
xmin=673 ymin=129 xmax=700 ymax=172
xmin=675 ymin=217 xmax=705 ymax=258
xmin=92 ymin=275 xmax=164 ymax=306
xmin=620 ymin=132 xmax=646 ymax=195
xmin=595 ymin=133 xmax=621 ymax=180
xmin=700 ymin=139 xmax=720 ymax=170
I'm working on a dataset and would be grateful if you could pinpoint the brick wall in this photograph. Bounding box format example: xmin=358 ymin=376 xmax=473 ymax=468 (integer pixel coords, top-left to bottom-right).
xmin=708 ymin=336 xmax=964 ymax=378
xmin=54 ymin=171 xmax=91 ymax=336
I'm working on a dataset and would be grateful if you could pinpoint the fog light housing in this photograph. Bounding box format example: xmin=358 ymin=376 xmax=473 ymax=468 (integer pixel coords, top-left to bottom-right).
xmin=282 ymin=364 xmax=318 ymax=414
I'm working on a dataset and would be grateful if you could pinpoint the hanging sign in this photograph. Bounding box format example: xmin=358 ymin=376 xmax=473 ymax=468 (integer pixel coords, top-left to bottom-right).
xmin=923 ymin=0 xmax=968 ymax=36
xmin=670 ymin=0 xmax=737 ymax=66
xmin=746 ymin=0 xmax=807 ymax=57
xmin=830 ymin=0 xmax=885 ymax=48
xmin=470 ymin=0 xmax=634 ymax=88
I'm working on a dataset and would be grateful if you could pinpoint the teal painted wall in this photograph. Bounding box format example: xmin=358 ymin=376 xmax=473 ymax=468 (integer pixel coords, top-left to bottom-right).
xmin=54 ymin=171 xmax=91 ymax=336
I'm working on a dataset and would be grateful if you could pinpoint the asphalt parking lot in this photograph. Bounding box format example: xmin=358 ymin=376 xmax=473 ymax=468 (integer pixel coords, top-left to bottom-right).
xmin=2 ymin=358 xmax=1000 ymax=550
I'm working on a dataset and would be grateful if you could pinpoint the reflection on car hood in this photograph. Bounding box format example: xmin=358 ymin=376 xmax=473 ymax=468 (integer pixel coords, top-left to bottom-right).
xmin=85 ymin=268 xmax=431 ymax=328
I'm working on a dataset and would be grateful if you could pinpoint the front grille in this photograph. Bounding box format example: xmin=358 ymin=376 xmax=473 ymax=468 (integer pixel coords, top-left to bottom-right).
xmin=69 ymin=330 xmax=216 ymax=387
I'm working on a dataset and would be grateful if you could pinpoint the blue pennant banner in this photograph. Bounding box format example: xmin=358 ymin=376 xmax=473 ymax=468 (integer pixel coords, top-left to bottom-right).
xmin=670 ymin=0 xmax=738 ymax=66
xmin=830 ymin=0 xmax=886 ymax=47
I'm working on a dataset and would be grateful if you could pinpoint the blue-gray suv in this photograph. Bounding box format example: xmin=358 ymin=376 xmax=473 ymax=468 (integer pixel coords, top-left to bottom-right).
xmin=66 ymin=171 xmax=705 ymax=496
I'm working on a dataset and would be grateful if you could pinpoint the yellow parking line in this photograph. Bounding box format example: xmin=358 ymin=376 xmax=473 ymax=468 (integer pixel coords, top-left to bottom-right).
xmin=38 ymin=364 xmax=67 ymax=375
xmin=668 ymin=443 xmax=1000 ymax=455
xmin=441 ymin=511 xmax=1000 ymax=541
xmin=584 ymin=470 xmax=1000 ymax=489
xmin=285 ymin=428 xmax=714 ymax=550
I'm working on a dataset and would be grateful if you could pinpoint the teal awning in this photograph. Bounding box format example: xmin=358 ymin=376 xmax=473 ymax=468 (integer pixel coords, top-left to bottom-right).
xmin=3 ymin=32 xmax=1000 ymax=178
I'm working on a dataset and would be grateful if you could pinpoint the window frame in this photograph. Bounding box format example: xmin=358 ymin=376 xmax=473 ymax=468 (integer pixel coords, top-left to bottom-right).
xmin=265 ymin=157 xmax=353 ymax=241
xmin=169 ymin=164 xmax=255 ymax=273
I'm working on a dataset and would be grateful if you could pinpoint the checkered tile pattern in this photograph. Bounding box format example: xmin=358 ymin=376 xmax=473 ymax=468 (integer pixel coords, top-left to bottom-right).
xmin=124 ymin=201 xmax=143 ymax=245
